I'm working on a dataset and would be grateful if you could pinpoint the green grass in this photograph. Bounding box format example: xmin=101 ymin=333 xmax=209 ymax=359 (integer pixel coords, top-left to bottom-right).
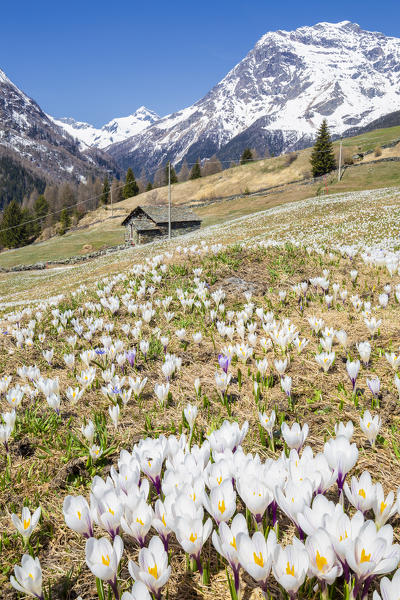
xmin=0 ymin=225 xmax=122 ymax=268
xmin=337 ymin=124 xmax=400 ymax=153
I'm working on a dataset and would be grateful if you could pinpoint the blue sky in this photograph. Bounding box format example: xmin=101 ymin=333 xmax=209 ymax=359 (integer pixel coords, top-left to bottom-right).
xmin=1 ymin=0 xmax=399 ymax=126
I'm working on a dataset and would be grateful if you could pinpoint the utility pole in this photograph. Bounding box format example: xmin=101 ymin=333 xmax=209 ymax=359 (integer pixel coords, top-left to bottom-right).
xmin=338 ymin=139 xmax=343 ymax=182
xmin=168 ymin=162 xmax=171 ymax=240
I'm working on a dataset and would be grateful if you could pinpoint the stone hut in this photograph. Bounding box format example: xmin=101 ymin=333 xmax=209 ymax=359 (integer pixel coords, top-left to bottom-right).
xmin=121 ymin=205 xmax=202 ymax=244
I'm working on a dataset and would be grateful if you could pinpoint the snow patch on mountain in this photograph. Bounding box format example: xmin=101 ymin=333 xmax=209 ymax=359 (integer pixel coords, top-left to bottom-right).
xmin=106 ymin=21 xmax=400 ymax=175
xmin=51 ymin=106 xmax=160 ymax=150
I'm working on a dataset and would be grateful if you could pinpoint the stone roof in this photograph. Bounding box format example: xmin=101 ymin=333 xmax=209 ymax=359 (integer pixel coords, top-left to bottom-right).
xmin=129 ymin=218 xmax=160 ymax=232
xmin=121 ymin=205 xmax=201 ymax=227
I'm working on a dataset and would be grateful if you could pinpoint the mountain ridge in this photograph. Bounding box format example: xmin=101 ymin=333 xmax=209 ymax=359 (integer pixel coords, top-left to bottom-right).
xmin=104 ymin=21 xmax=400 ymax=176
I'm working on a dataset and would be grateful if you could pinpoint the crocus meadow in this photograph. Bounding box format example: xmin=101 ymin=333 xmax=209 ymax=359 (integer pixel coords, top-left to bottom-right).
xmin=1 ymin=234 xmax=400 ymax=600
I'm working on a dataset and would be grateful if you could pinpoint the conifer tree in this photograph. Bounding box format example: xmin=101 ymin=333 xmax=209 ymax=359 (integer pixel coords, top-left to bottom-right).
xmin=0 ymin=200 xmax=26 ymax=248
xmin=240 ymin=148 xmax=253 ymax=165
xmin=101 ymin=177 xmax=110 ymax=205
xmin=189 ymin=159 xmax=202 ymax=180
xmin=33 ymin=195 xmax=49 ymax=235
xmin=146 ymin=182 xmax=153 ymax=191
xmin=165 ymin=162 xmax=178 ymax=184
xmin=59 ymin=208 xmax=71 ymax=235
xmin=123 ymin=168 xmax=139 ymax=198
xmin=310 ymin=120 xmax=336 ymax=177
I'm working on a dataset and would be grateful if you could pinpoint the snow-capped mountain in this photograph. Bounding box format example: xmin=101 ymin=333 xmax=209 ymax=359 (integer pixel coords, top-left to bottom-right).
xmin=0 ymin=68 xmax=119 ymax=186
xmin=51 ymin=106 xmax=160 ymax=150
xmin=107 ymin=21 xmax=400 ymax=176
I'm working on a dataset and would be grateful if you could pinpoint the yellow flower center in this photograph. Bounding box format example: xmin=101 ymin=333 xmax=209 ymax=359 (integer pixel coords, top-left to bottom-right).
xmin=148 ymin=564 xmax=158 ymax=579
xmin=77 ymin=511 xmax=81 ymax=520
xmin=189 ymin=532 xmax=198 ymax=543
xmin=380 ymin=501 xmax=387 ymax=514
xmin=23 ymin=518 xmax=31 ymax=530
xmin=218 ymin=500 xmax=226 ymax=514
xmin=253 ymin=552 xmax=264 ymax=567
xmin=217 ymin=476 xmax=222 ymax=485
xmin=358 ymin=489 xmax=366 ymax=499
xmin=29 ymin=573 xmax=34 ymax=579
xmin=339 ymin=531 xmax=348 ymax=542
xmin=360 ymin=549 xmax=371 ymax=563
xmin=286 ymin=562 xmax=295 ymax=576
xmin=367 ymin=423 xmax=371 ymax=429
xmin=102 ymin=554 xmax=110 ymax=566
xmin=316 ymin=551 xmax=328 ymax=572
xmin=109 ymin=508 xmax=114 ymax=515
xmin=136 ymin=517 xmax=144 ymax=525
xmin=230 ymin=537 xmax=237 ymax=550
xmin=161 ymin=513 xmax=166 ymax=527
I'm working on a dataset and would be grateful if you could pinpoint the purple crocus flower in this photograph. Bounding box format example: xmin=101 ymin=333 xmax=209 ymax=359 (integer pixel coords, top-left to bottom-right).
xmin=218 ymin=354 xmax=231 ymax=374
xmin=126 ymin=348 xmax=136 ymax=367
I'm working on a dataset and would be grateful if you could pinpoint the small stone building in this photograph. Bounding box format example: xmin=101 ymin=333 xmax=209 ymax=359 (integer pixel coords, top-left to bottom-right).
xmin=121 ymin=205 xmax=202 ymax=245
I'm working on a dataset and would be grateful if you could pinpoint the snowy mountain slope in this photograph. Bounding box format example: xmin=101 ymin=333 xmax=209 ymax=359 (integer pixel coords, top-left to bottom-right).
xmin=51 ymin=106 xmax=160 ymax=150
xmin=0 ymin=68 xmax=119 ymax=185
xmin=106 ymin=21 xmax=400 ymax=176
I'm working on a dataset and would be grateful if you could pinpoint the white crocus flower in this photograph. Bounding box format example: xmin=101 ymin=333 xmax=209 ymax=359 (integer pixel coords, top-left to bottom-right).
xmin=108 ymin=404 xmax=120 ymax=429
xmin=334 ymin=421 xmax=354 ymax=440
xmin=10 ymin=554 xmax=43 ymax=599
xmin=11 ymin=506 xmax=41 ymax=542
xmin=42 ymin=349 xmax=54 ymax=364
xmin=372 ymin=484 xmax=400 ymax=529
xmin=173 ymin=513 xmax=213 ymax=567
xmin=315 ymin=352 xmax=335 ymax=372
xmin=272 ymin=537 xmax=309 ymax=596
xmin=237 ymin=476 xmax=272 ymax=523
xmin=122 ymin=581 xmax=152 ymax=600
xmin=345 ymin=521 xmax=400 ymax=588
xmin=0 ymin=423 xmax=12 ymax=451
xmin=212 ymin=512 xmax=248 ymax=572
xmin=372 ymin=567 xmax=400 ymax=600
xmin=274 ymin=358 xmax=288 ymax=376
xmin=2 ymin=409 xmax=16 ymax=430
xmin=258 ymin=410 xmax=276 ymax=437
xmin=85 ymin=535 xmax=123 ymax=595
xmin=357 ymin=341 xmax=371 ymax=365
xmin=215 ymin=371 xmax=232 ymax=396
xmin=281 ymin=422 xmax=309 ymax=452
xmin=364 ymin=317 xmax=381 ymax=336
xmin=66 ymin=386 xmax=83 ymax=405
xmin=203 ymin=479 xmax=236 ymax=525
xmin=81 ymin=420 xmax=95 ymax=444
xmin=63 ymin=353 xmax=75 ymax=368
xmin=297 ymin=494 xmax=342 ymax=537
xmin=237 ymin=529 xmax=276 ymax=591
xmin=63 ymin=495 xmax=94 ymax=538
xmin=128 ymin=536 xmax=171 ymax=597
xmin=121 ymin=498 xmax=154 ymax=546
xmin=343 ymin=471 xmax=377 ymax=513
xmin=305 ymin=528 xmax=342 ymax=586
xmin=346 ymin=359 xmax=360 ymax=391
xmin=323 ymin=435 xmax=358 ymax=493
xmin=89 ymin=445 xmax=102 ymax=461
xmin=360 ymin=411 xmax=382 ymax=447
xmin=184 ymin=403 xmax=198 ymax=432
xmin=154 ymin=383 xmax=169 ymax=408
xmin=385 ymin=352 xmax=400 ymax=371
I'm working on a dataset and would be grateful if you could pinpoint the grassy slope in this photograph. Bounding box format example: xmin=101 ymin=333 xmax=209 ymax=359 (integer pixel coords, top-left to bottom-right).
xmin=1 ymin=125 xmax=400 ymax=268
